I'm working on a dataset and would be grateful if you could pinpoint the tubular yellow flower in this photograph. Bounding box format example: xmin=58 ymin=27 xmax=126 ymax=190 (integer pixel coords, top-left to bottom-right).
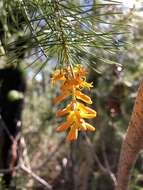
xmin=60 ymin=79 xmax=80 ymax=91
xmin=53 ymin=91 xmax=70 ymax=105
xmin=77 ymin=102 xmax=96 ymax=114
xmin=84 ymin=122 xmax=96 ymax=131
xmin=56 ymin=122 xmax=71 ymax=132
xmin=66 ymin=125 xmax=78 ymax=142
xmin=52 ymin=65 xmax=97 ymax=142
xmin=75 ymin=90 xmax=93 ymax=104
xmin=79 ymin=80 xmax=93 ymax=89
xmin=51 ymin=70 xmax=65 ymax=84
xmin=74 ymin=65 xmax=87 ymax=77
xmin=79 ymin=122 xmax=87 ymax=131
xmin=56 ymin=117 xmax=73 ymax=132
xmin=80 ymin=112 xmax=97 ymax=118
xmin=56 ymin=102 xmax=73 ymax=117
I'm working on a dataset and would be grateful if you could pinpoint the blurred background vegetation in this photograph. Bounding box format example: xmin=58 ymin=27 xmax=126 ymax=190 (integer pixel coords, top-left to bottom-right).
xmin=0 ymin=0 xmax=143 ymax=190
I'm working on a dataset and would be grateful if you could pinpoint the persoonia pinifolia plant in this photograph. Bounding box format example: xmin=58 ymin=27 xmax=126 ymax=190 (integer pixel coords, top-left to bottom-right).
xmin=52 ymin=65 xmax=96 ymax=142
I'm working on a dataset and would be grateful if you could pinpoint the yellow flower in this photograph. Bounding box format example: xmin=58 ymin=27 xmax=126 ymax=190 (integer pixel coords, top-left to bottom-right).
xmin=66 ymin=125 xmax=78 ymax=142
xmin=56 ymin=109 xmax=96 ymax=141
xmin=79 ymin=80 xmax=93 ymax=89
xmin=80 ymin=112 xmax=96 ymax=118
xmin=74 ymin=65 xmax=87 ymax=77
xmin=51 ymin=70 xmax=65 ymax=84
xmin=56 ymin=114 xmax=74 ymax=132
xmin=53 ymin=91 xmax=70 ymax=105
xmin=52 ymin=65 xmax=97 ymax=142
xmin=56 ymin=102 xmax=74 ymax=117
xmin=76 ymin=102 xmax=96 ymax=114
xmin=60 ymin=79 xmax=79 ymax=91
xmin=56 ymin=102 xmax=96 ymax=141
xmin=75 ymin=90 xmax=92 ymax=104
xmin=82 ymin=122 xmax=95 ymax=131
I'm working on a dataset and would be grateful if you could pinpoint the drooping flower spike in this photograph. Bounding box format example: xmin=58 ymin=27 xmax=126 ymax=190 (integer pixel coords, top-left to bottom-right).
xmin=52 ymin=65 xmax=96 ymax=142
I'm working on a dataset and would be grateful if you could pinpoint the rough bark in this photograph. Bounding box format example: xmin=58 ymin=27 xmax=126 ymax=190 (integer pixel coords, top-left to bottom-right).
xmin=116 ymin=79 xmax=143 ymax=190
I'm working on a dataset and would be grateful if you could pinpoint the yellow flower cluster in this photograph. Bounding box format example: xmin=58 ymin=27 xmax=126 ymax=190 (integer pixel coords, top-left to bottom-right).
xmin=52 ymin=65 xmax=96 ymax=142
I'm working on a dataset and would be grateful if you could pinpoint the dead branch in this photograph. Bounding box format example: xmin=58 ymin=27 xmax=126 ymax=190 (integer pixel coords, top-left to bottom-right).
xmin=20 ymin=164 xmax=52 ymax=190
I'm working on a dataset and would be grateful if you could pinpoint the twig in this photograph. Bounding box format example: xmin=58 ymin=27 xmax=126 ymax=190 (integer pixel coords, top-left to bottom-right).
xmin=101 ymin=141 xmax=117 ymax=186
xmin=0 ymin=114 xmax=52 ymax=189
xmin=84 ymin=133 xmax=117 ymax=186
xmin=84 ymin=134 xmax=107 ymax=172
xmin=20 ymin=136 xmax=31 ymax=170
xmin=20 ymin=164 xmax=52 ymax=190
xmin=0 ymin=166 xmax=19 ymax=174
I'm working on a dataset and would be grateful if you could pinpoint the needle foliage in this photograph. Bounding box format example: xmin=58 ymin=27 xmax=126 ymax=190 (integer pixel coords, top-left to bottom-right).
xmin=0 ymin=0 xmax=124 ymax=70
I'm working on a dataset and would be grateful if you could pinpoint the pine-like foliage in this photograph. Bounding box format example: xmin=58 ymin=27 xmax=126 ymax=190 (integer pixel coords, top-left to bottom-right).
xmin=0 ymin=0 xmax=123 ymax=69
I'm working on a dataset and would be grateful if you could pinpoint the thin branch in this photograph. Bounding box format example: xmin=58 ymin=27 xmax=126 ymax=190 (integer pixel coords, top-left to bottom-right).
xmin=84 ymin=133 xmax=117 ymax=186
xmin=20 ymin=136 xmax=31 ymax=170
xmin=0 ymin=112 xmax=52 ymax=189
xmin=101 ymin=141 xmax=117 ymax=186
xmin=0 ymin=166 xmax=19 ymax=174
xmin=84 ymin=134 xmax=107 ymax=172
xmin=20 ymin=164 xmax=52 ymax=190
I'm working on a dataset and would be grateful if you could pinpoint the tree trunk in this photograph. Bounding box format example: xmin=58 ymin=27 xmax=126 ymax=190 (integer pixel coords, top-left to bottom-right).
xmin=0 ymin=66 xmax=26 ymax=188
xmin=116 ymin=79 xmax=143 ymax=190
